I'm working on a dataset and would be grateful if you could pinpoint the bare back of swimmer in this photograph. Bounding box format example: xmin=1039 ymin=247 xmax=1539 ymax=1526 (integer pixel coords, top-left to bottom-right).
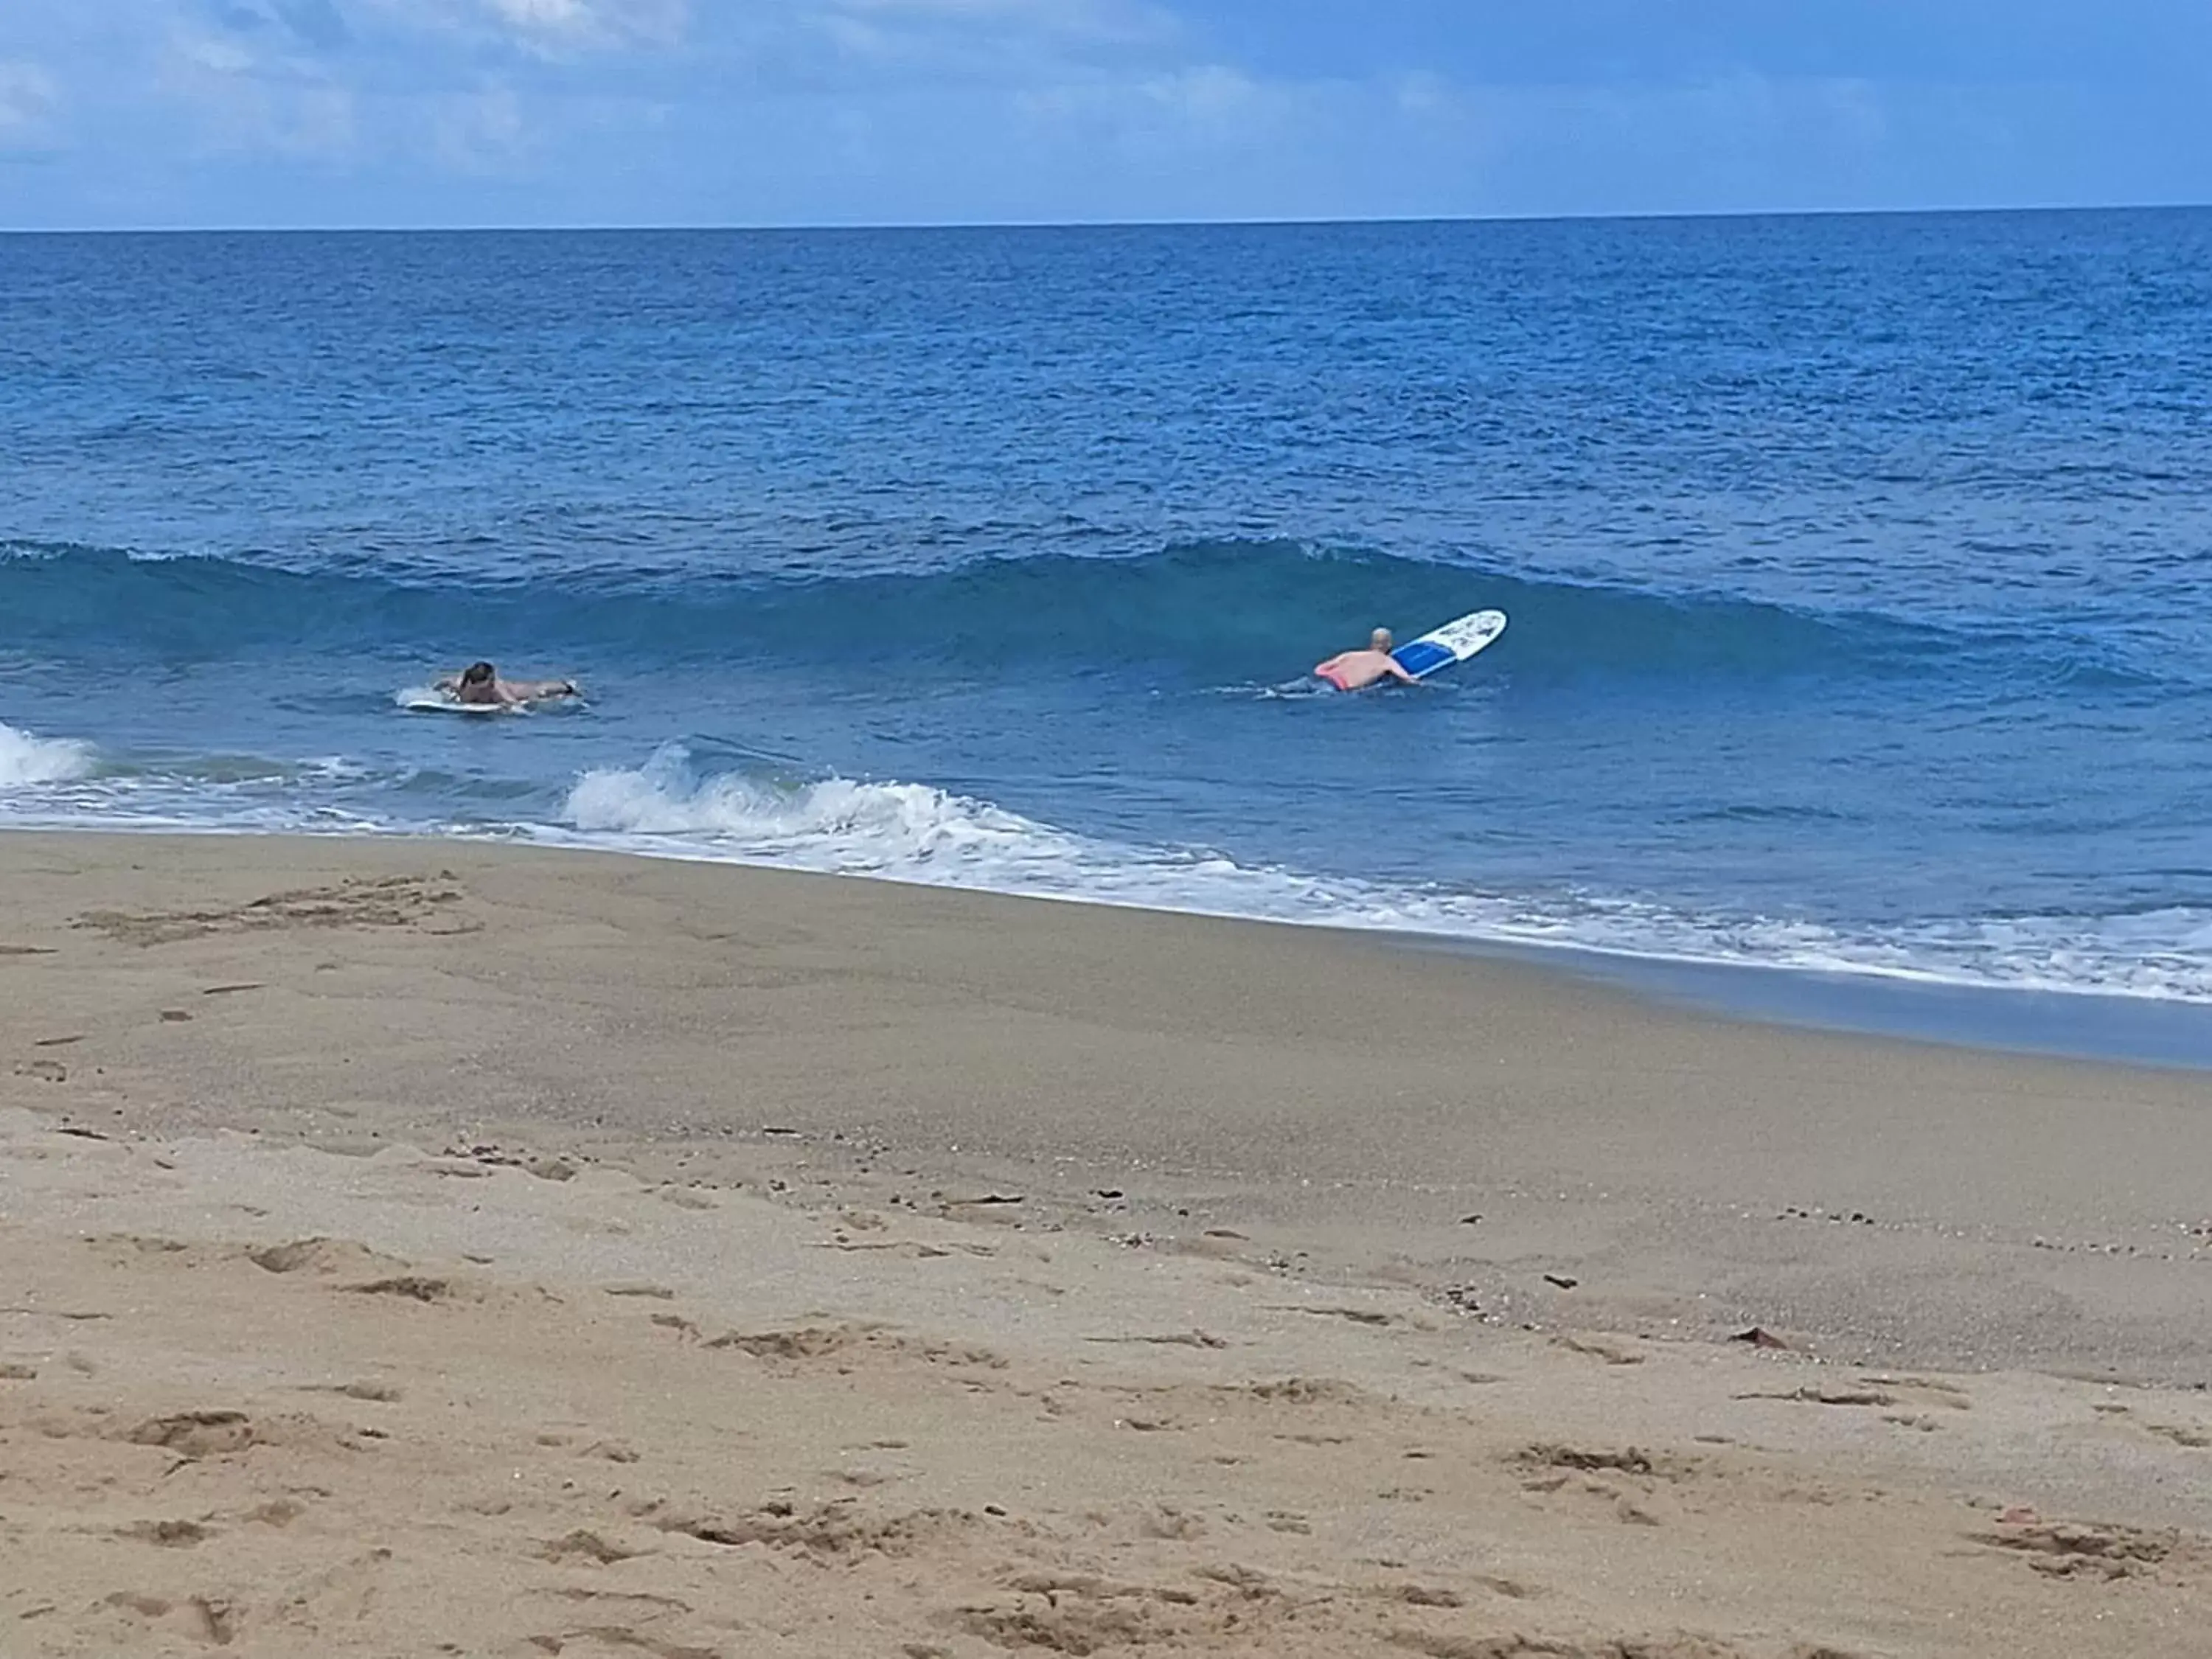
xmin=1314 ymin=628 xmax=1418 ymax=692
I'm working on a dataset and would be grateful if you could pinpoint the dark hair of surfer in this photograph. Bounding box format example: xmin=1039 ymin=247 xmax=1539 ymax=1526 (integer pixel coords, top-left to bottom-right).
xmin=460 ymin=661 xmax=495 ymax=686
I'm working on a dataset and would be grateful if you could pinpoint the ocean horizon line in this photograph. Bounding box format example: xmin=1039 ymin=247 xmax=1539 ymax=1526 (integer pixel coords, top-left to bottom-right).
xmin=6 ymin=198 xmax=2211 ymax=238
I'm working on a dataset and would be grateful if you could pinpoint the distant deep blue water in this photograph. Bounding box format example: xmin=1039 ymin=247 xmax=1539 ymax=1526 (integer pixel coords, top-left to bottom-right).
xmin=6 ymin=215 xmax=2212 ymax=1023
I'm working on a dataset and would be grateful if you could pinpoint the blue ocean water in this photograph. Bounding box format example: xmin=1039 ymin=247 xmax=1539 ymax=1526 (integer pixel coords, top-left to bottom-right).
xmin=5 ymin=215 xmax=2212 ymax=1026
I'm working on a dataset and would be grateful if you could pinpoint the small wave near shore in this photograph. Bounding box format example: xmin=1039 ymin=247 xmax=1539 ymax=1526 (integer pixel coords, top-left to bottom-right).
xmin=553 ymin=745 xmax=2212 ymax=1006
xmin=0 ymin=720 xmax=95 ymax=788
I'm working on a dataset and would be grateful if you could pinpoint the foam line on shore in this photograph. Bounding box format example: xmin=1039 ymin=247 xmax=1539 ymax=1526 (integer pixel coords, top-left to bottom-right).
xmin=552 ymin=745 xmax=2212 ymax=1007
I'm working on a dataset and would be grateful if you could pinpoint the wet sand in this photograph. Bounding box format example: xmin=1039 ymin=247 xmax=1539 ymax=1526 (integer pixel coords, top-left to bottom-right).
xmin=4 ymin=831 xmax=2211 ymax=1657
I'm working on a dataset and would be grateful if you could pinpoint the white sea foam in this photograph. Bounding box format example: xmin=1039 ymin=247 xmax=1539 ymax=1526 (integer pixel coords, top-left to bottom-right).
xmin=0 ymin=720 xmax=95 ymax=787
xmin=566 ymin=746 xmax=1087 ymax=877
xmin=1 ymin=734 xmax=2205 ymax=1006
xmin=557 ymin=746 xmax=2212 ymax=1005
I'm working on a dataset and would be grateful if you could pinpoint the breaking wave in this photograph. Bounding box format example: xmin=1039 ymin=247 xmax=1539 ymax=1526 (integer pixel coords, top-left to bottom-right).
xmin=0 ymin=720 xmax=94 ymax=787
xmin=553 ymin=745 xmax=2212 ymax=1004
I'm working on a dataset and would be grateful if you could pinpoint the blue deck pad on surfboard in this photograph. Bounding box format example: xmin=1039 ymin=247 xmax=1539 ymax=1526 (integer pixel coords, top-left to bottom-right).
xmin=1391 ymin=610 xmax=1508 ymax=680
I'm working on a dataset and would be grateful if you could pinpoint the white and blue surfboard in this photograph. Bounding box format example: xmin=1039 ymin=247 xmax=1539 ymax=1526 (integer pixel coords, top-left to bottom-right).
xmin=1391 ymin=609 xmax=1508 ymax=680
xmin=402 ymin=697 xmax=523 ymax=715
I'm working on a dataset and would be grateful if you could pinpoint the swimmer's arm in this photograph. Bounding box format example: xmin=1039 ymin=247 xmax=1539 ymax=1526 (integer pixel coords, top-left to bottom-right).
xmin=1383 ymin=658 xmax=1419 ymax=685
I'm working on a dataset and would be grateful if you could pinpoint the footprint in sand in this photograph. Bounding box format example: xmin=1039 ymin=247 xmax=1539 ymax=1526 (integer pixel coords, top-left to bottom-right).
xmin=538 ymin=1528 xmax=651 ymax=1565
xmin=1511 ymin=1444 xmax=1697 ymax=1526
xmin=341 ymin=1274 xmax=454 ymax=1304
xmin=247 ymin=1237 xmax=410 ymax=1279
xmin=297 ymin=1381 xmax=403 ymax=1403
xmin=704 ymin=1324 xmax=869 ymax=1362
xmin=1549 ymin=1333 xmax=1645 ymax=1366
xmin=116 ymin=1519 xmax=215 ymax=1548
xmin=122 ymin=1411 xmax=257 ymax=1458
xmin=1972 ymin=1518 xmax=2187 ymax=1581
xmin=99 ymin=1593 xmax=237 ymax=1647
xmin=2143 ymin=1421 xmax=2212 ymax=1450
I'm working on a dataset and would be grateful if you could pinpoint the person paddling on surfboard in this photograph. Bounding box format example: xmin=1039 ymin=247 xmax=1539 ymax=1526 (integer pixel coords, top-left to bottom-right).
xmin=1314 ymin=629 xmax=1419 ymax=692
xmin=436 ymin=661 xmax=578 ymax=707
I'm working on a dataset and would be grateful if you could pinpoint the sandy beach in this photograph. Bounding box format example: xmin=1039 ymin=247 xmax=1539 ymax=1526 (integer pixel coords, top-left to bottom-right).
xmin=4 ymin=831 xmax=2211 ymax=1658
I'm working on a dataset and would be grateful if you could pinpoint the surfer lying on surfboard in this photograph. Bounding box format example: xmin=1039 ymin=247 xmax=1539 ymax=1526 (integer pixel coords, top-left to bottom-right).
xmin=1314 ymin=629 xmax=1419 ymax=692
xmin=434 ymin=661 xmax=580 ymax=707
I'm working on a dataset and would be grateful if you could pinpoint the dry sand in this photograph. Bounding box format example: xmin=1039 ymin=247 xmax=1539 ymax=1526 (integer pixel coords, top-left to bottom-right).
xmin=3 ymin=831 xmax=2211 ymax=1658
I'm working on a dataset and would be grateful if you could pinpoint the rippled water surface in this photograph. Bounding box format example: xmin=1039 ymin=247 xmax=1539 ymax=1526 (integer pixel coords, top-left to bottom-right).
xmin=5 ymin=215 xmax=2212 ymax=1011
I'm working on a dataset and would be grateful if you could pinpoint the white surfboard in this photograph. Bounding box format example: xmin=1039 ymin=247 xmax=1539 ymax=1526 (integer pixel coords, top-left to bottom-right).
xmin=1391 ymin=609 xmax=1507 ymax=681
xmin=402 ymin=697 xmax=521 ymax=715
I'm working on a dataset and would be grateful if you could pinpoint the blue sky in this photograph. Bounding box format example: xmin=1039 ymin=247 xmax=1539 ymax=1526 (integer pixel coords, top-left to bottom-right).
xmin=1 ymin=1 xmax=2207 ymax=228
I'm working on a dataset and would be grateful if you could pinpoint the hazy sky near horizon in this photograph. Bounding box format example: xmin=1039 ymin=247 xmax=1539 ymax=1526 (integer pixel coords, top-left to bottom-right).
xmin=2 ymin=1 xmax=2208 ymax=229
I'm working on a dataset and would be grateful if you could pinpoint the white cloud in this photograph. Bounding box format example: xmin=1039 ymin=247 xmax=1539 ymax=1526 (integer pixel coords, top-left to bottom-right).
xmin=206 ymin=0 xmax=352 ymax=52
xmin=159 ymin=21 xmax=361 ymax=160
xmin=1013 ymin=60 xmax=1300 ymax=151
xmin=434 ymin=77 xmax=529 ymax=166
xmin=358 ymin=0 xmax=688 ymax=56
xmin=285 ymin=81 xmax=358 ymax=151
xmin=1138 ymin=63 xmax=1257 ymax=124
xmin=1392 ymin=70 xmax=1452 ymax=120
xmin=0 ymin=59 xmax=60 ymax=134
xmin=179 ymin=34 xmax=258 ymax=75
xmin=481 ymin=0 xmax=686 ymax=50
xmin=3 ymin=0 xmax=2156 ymax=228
xmin=784 ymin=0 xmax=1178 ymax=84
xmin=832 ymin=0 xmax=1172 ymax=45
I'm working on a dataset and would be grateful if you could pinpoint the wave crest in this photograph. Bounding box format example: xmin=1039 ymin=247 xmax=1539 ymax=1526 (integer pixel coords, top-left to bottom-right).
xmin=0 ymin=720 xmax=95 ymax=787
xmin=566 ymin=746 xmax=1062 ymax=872
xmin=1 ymin=536 xmax=2032 ymax=686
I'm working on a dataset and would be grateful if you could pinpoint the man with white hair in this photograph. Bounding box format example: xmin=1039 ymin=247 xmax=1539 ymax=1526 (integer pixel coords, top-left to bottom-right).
xmin=1313 ymin=627 xmax=1418 ymax=692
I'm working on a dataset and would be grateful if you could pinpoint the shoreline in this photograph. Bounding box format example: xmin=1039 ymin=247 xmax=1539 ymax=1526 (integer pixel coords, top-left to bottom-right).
xmin=10 ymin=816 xmax=2212 ymax=1071
xmin=7 ymin=827 xmax=2212 ymax=1656
xmin=1455 ymin=936 xmax=2212 ymax=1072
